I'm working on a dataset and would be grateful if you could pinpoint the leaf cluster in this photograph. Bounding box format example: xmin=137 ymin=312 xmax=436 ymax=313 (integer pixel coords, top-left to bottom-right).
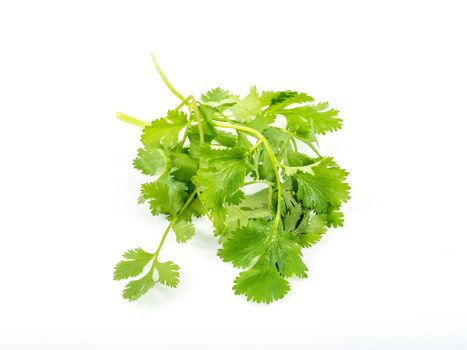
xmin=115 ymin=83 xmax=350 ymax=303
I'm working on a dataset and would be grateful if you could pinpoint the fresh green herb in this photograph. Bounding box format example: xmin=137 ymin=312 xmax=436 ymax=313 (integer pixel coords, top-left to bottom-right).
xmin=114 ymin=54 xmax=350 ymax=303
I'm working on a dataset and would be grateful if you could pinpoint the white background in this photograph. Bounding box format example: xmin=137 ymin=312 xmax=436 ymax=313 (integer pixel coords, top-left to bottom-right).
xmin=1 ymin=0 xmax=466 ymax=349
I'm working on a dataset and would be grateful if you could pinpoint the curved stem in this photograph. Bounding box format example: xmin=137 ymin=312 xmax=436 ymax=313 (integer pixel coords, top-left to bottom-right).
xmin=309 ymin=142 xmax=323 ymax=158
xmin=212 ymin=109 xmax=231 ymax=122
xmin=151 ymin=53 xmax=186 ymax=102
xmin=190 ymin=97 xmax=204 ymax=144
xmin=248 ymin=140 xmax=262 ymax=155
xmin=291 ymin=138 xmax=298 ymax=152
xmin=212 ymin=121 xmax=283 ymax=230
xmin=154 ymin=221 xmax=175 ymax=259
xmin=153 ymin=190 xmax=197 ymax=260
xmin=195 ymin=192 xmax=213 ymax=222
xmin=179 ymin=125 xmax=190 ymax=147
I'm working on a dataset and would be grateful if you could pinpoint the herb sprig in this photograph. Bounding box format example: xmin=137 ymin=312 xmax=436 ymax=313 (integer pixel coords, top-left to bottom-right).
xmin=114 ymin=54 xmax=350 ymax=303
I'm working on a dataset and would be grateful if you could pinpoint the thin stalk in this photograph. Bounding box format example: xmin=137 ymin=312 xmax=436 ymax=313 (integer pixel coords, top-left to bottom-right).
xmin=175 ymin=96 xmax=193 ymax=111
xmin=153 ymin=190 xmax=197 ymax=260
xmin=243 ymin=179 xmax=274 ymax=187
xmin=179 ymin=125 xmax=190 ymax=147
xmin=195 ymin=192 xmax=214 ymax=222
xmin=291 ymin=138 xmax=298 ymax=152
xmin=151 ymin=53 xmax=186 ymax=102
xmin=213 ymin=109 xmax=231 ymax=122
xmin=268 ymin=184 xmax=273 ymax=211
xmin=248 ymin=140 xmax=262 ymax=155
xmin=116 ymin=112 xmax=149 ymax=128
xmin=213 ymin=112 xmax=231 ymax=122
xmin=190 ymin=97 xmax=204 ymax=144
xmin=253 ymin=149 xmax=260 ymax=179
xmin=309 ymin=143 xmax=323 ymax=158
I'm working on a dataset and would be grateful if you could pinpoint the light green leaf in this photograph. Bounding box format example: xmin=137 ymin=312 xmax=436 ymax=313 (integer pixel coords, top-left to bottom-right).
xmin=141 ymin=110 xmax=187 ymax=147
xmin=309 ymin=102 xmax=342 ymax=135
xmin=295 ymin=211 xmax=328 ymax=247
xmin=277 ymin=102 xmax=342 ymax=138
xmin=172 ymin=220 xmax=195 ymax=243
xmin=169 ymin=151 xmax=197 ymax=182
xmin=140 ymin=175 xmax=188 ymax=216
xmin=193 ymin=149 xmax=249 ymax=208
xmin=271 ymin=232 xmax=308 ymax=278
xmin=154 ymin=261 xmax=180 ymax=288
xmin=295 ymin=158 xmax=350 ymax=214
xmin=200 ymin=87 xmax=239 ymax=107
xmin=178 ymin=195 xmax=207 ymax=221
xmin=233 ymin=267 xmax=290 ymax=304
xmin=229 ymin=86 xmax=262 ymax=122
xmin=114 ymin=248 xmax=154 ymax=280
xmin=326 ymin=210 xmax=344 ymax=228
xmin=283 ymin=202 xmax=303 ymax=232
xmin=246 ymin=112 xmax=276 ymax=132
xmin=260 ymin=90 xmax=313 ymax=110
xmin=222 ymin=189 xmax=272 ymax=235
xmin=218 ymin=219 xmax=269 ymax=268
xmin=122 ymin=273 xmax=155 ymax=301
xmin=133 ymin=147 xmax=166 ymax=176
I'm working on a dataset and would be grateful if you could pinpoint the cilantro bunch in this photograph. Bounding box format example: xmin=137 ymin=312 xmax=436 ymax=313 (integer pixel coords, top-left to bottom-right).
xmin=114 ymin=55 xmax=350 ymax=303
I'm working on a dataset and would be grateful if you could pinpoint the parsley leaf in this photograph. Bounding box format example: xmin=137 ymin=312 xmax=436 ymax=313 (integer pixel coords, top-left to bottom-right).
xmin=140 ymin=174 xmax=188 ymax=216
xmin=133 ymin=147 xmax=166 ymax=176
xmin=229 ymin=86 xmax=262 ymax=122
xmin=122 ymin=273 xmax=155 ymax=301
xmin=294 ymin=211 xmax=328 ymax=247
xmin=294 ymin=158 xmax=350 ymax=214
xmin=141 ymin=110 xmax=188 ymax=147
xmin=172 ymin=220 xmax=195 ymax=243
xmin=233 ymin=267 xmax=290 ymax=304
xmin=154 ymin=260 xmax=180 ymax=287
xmin=218 ymin=219 xmax=269 ymax=268
xmin=193 ymin=148 xmax=249 ymax=208
xmin=114 ymin=248 xmax=154 ymax=280
xmin=220 ymin=219 xmax=308 ymax=302
xmin=222 ymin=189 xmax=272 ymax=237
xmin=201 ymin=87 xmax=239 ymax=108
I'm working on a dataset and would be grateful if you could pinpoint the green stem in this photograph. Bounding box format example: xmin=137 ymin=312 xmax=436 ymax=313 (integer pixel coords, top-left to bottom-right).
xmin=291 ymin=138 xmax=298 ymax=152
xmin=212 ymin=121 xmax=283 ymax=229
xmin=175 ymin=96 xmax=193 ymax=111
xmin=309 ymin=143 xmax=323 ymax=158
xmin=153 ymin=190 xmax=197 ymax=260
xmin=153 ymin=221 xmax=175 ymax=259
xmin=268 ymin=184 xmax=274 ymax=211
xmin=195 ymin=192 xmax=213 ymax=222
xmin=151 ymin=53 xmax=186 ymax=102
xmin=243 ymin=179 xmax=274 ymax=187
xmin=253 ymin=149 xmax=260 ymax=179
xmin=213 ymin=110 xmax=231 ymax=122
xmin=190 ymin=97 xmax=204 ymax=144
xmin=248 ymin=140 xmax=262 ymax=155
xmin=116 ymin=112 xmax=149 ymax=128
xmin=179 ymin=125 xmax=190 ymax=147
